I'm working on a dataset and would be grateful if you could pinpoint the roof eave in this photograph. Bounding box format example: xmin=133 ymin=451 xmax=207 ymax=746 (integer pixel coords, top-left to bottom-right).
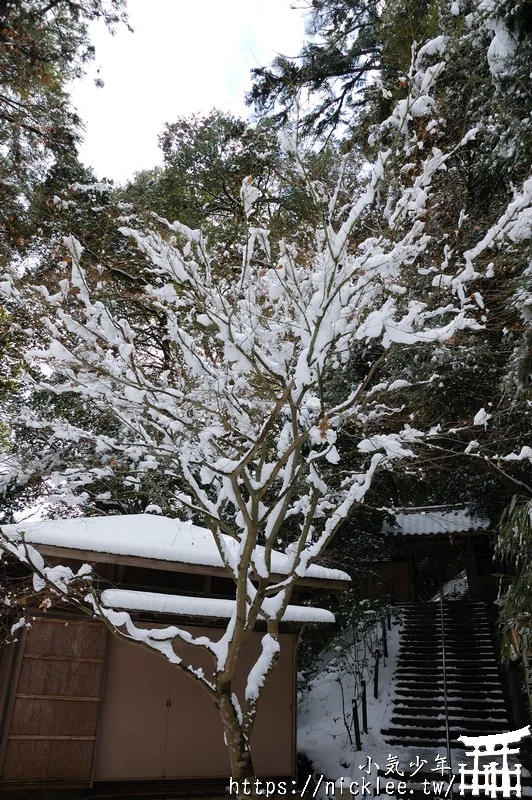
xmin=33 ymin=543 xmax=351 ymax=592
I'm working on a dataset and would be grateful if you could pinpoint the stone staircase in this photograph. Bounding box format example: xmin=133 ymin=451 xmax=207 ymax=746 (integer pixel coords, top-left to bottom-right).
xmin=376 ymin=600 xmax=532 ymax=798
xmin=382 ymin=600 xmax=511 ymax=750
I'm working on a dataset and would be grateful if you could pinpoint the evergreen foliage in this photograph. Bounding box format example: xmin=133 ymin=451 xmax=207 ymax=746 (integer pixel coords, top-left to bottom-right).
xmin=0 ymin=0 xmax=128 ymax=267
xmin=497 ymin=497 xmax=532 ymax=659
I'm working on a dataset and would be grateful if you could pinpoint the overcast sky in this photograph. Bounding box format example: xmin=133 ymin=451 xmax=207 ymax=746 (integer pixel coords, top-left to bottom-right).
xmin=70 ymin=0 xmax=306 ymax=184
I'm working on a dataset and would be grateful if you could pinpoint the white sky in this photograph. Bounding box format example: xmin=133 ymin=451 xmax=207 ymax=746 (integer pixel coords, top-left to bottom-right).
xmin=70 ymin=0 xmax=307 ymax=184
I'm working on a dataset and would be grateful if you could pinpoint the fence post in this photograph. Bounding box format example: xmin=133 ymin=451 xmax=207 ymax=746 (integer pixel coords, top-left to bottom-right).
xmin=352 ymin=698 xmax=362 ymax=751
xmin=361 ymin=679 xmax=368 ymax=733
xmin=373 ymin=649 xmax=380 ymax=699
xmin=382 ymin=620 xmax=388 ymax=659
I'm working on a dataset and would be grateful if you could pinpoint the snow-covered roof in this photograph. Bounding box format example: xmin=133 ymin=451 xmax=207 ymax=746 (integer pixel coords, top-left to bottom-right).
xmin=100 ymin=589 xmax=335 ymax=624
xmin=1 ymin=514 xmax=350 ymax=584
xmin=381 ymin=505 xmax=491 ymax=536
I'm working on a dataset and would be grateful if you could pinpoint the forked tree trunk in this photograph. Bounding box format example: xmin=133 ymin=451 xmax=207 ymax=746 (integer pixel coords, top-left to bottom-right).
xmin=218 ymin=688 xmax=258 ymax=799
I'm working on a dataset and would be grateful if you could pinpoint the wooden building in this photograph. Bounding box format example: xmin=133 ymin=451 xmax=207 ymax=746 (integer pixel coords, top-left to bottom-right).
xmin=0 ymin=515 xmax=349 ymax=796
xmin=359 ymin=505 xmax=500 ymax=602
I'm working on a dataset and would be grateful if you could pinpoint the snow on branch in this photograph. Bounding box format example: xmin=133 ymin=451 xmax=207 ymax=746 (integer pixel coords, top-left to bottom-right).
xmin=3 ymin=67 xmax=525 ymax=740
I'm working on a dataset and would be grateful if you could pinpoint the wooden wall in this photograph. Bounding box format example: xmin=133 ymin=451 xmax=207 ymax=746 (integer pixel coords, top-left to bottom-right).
xmin=359 ymin=560 xmax=414 ymax=602
xmin=0 ymin=618 xmax=106 ymax=785
xmin=0 ymin=617 xmax=297 ymax=788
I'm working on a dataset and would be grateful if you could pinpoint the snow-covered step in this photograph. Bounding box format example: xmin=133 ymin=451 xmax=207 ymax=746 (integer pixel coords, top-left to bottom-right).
xmin=383 ymin=730 xmax=449 ymax=742
xmin=445 ymin=663 xmax=500 ymax=671
xmin=392 ymin=705 xmax=508 ymax=718
xmin=396 ymin=664 xmax=499 ymax=674
xmin=396 ymin=678 xmax=502 ymax=702
xmin=445 ymin=648 xmax=497 ymax=656
xmin=394 ymin=683 xmax=504 ymax=694
xmin=389 ymin=717 xmax=510 ymax=734
xmin=395 ymin=695 xmax=506 ymax=715
xmin=442 ymin=635 xmax=493 ymax=642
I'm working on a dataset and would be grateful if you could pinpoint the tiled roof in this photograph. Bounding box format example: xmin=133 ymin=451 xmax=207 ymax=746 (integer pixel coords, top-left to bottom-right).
xmin=381 ymin=505 xmax=491 ymax=536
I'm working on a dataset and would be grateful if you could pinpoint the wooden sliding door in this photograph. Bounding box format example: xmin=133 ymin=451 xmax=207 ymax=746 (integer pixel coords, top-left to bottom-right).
xmin=92 ymin=633 xmax=170 ymax=780
xmin=94 ymin=626 xmax=296 ymax=781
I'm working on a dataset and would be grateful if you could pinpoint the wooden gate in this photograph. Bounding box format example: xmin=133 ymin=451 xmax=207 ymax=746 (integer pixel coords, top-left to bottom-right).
xmin=0 ymin=617 xmax=107 ymax=784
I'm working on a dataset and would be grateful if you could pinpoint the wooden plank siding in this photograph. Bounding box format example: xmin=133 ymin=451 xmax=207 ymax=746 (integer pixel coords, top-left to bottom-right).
xmin=0 ymin=618 xmax=107 ymax=783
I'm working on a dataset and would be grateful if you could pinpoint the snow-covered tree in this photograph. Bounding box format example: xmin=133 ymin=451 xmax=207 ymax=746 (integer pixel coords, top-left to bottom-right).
xmin=1 ymin=43 xmax=530 ymax=789
xmin=251 ymin=0 xmax=532 ymax=513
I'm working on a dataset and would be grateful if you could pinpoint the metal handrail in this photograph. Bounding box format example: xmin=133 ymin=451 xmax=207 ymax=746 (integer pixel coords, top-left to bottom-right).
xmin=439 ymin=588 xmax=453 ymax=785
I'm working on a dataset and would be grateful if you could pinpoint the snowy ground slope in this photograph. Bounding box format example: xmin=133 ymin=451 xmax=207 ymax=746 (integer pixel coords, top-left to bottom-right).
xmin=297 ymin=612 xmax=404 ymax=781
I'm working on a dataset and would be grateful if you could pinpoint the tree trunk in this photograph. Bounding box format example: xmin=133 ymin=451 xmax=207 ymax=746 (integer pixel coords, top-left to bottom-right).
xmin=218 ymin=688 xmax=258 ymax=799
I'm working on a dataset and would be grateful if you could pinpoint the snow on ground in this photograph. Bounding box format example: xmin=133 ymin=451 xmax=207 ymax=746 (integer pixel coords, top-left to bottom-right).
xmin=297 ymin=610 xmax=403 ymax=786
xmin=430 ymin=570 xmax=468 ymax=601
